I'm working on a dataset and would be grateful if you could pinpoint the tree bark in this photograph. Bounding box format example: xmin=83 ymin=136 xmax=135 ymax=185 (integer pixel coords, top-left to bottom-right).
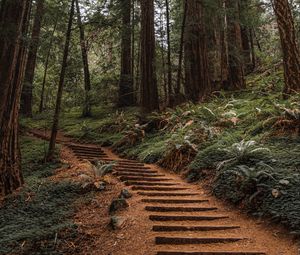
xmin=225 ymin=0 xmax=245 ymax=90
xmin=241 ymin=27 xmax=253 ymax=74
xmin=249 ymin=28 xmax=256 ymax=71
xmin=184 ymin=0 xmax=211 ymax=102
xmin=175 ymin=0 xmax=187 ymax=100
xmin=273 ymin=0 xmax=300 ymax=95
xmin=165 ymin=0 xmax=173 ymax=106
xmin=47 ymin=0 xmax=75 ymax=160
xmin=140 ymin=0 xmax=159 ymax=112
xmin=39 ymin=16 xmax=58 ymax=113
xmin=0 ymin=0 xmax=31 ymax=196
xmin=75 ymin=0 xmax=92 ymax=116
xmin=20 ymin=0 xmax=44 ymax=117
xmin=118 ymin=0 xmax=134 ymax=107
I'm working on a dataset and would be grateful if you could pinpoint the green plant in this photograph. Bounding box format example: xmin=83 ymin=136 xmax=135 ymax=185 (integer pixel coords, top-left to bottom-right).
xmin=217 ymin=140 xmax=271 ymax=170
xmin=91 ymin=160 xmax=117 ymax=177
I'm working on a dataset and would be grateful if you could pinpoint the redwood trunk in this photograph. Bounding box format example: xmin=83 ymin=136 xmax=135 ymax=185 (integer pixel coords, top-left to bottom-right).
xmin=47 ymin=0 xmax=75 ymax=160
xmin=274 ymin=0 xmax=300 ymax=95
xmin=175 ymin=0 xmax=188 ymax=98
xmin=20 ymin=0 xmax=44 ymax=117
xmin=75 ymin=0 xmax=92 ymax=116
xmin=165 ymin=0 xmax=173 ymax=106
xmin=225 ymin=0 xmax=245 ymax=90
xmin=140 ymin=0 xmax=159 ymax=112
xmin=118 ymin=0 xmax=134 ymax=107
xmin=0 ymin=0 xmax=31 ymax=195
xmin=184 ymin=0 xmax=211 ymax=102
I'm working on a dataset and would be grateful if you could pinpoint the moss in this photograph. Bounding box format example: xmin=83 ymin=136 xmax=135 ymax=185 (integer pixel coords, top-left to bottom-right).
xmin=0 ymin=137 xmax=82 ymax=254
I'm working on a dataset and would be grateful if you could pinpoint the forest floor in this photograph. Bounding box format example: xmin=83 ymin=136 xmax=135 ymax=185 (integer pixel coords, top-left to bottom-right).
xmin=11 ymin=70 xmax=300 ymax=253
xmin=1 ymin=130 xmax=298 ymax=254
xmin=20 ymin=70 xmax=300 ymax=239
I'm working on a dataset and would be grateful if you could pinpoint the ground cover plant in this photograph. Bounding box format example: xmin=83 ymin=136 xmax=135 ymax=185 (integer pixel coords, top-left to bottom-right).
xmin=0 ymin=137 xmax=82 ymax=254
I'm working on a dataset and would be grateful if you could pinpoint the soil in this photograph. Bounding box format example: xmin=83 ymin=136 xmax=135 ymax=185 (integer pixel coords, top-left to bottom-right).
xmin=28 ymin=130 xmax=300 ymax=255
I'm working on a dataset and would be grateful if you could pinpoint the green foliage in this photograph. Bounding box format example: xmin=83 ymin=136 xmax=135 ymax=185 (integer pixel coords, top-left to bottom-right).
xmin=216 ymin=140 xmax=271 ymax=170
xmin=0 ymin=137 xmax=81 ymax=254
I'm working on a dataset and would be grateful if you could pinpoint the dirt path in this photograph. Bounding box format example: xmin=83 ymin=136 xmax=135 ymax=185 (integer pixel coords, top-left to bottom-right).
xmin=28 ymin=130 xmax=299 ymax=254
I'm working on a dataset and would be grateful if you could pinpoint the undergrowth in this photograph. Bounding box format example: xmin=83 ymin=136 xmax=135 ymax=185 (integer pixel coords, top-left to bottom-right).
xmin=20 ymin=70 xmax=300 ymax=235
xmin=0 ymin=137 xmax=81 ymax=255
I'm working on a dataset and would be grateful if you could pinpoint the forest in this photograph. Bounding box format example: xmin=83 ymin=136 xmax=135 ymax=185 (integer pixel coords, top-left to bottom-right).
xmin=1 ymin=0 xmax=300 ymax=254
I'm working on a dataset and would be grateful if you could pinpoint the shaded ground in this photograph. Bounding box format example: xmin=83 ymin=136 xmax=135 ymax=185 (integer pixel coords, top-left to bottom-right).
xmin=3 ymin=132 xmax=297 ymax=255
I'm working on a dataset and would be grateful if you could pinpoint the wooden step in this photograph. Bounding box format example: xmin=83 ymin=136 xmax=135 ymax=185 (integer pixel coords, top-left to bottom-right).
xmin=155 ymin=237 xmax=243 ymax=245
xmin=115 ymin=165 xmax=150 ymax=170
xmin=69 ymin=145 xmax=102 ymax=151
xmin=114 ymin=168 xmax=157 ymax=173
xmin=73 ymin=153 xmax=107 ymax=157
xmin=114 ymin=172 xmax=165 ymax=177
xmin=142 ymin=199 xmax=208 ymax=204
xmin=138 ymin=192 xmax=199 ymax=197
xmin=126 ymin=181 xmax=178 ymax=186
xmin=150 ymin=215 xmax=228 ymax=221
xmin=132 ymin=186 xmax=188 ymax=191
xmin=152 ymin=225 xmax=240 ymax=232
xmin=70 ymin=148 xmax=104 ymax=153
xmin=120 ymin=176 xmax=171 ymax=182
xmin=118 ymin=159 xmax=145 ymax=167
xmin=156 ymin=252 xmax=265 ymax=255
xmin=145 ymin=206 xmax=217 ymax=212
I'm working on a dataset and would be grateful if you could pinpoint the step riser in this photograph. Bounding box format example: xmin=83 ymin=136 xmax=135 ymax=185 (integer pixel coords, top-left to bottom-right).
xmin=156 ymin=252 xmax=265 ymax=255
xmin=155 ymin=237 xmax=242 ymax=245
xmin=150 ymin=215 xmax=228 ymax=221
xmin=115 ymin=165 xmax=149 ymax=168
xmin=114 ymin=167 xmax=158 ymax=174
xmin=73 ymin=152 xmax=106 ymax=156
xmin=142 ymin=199 xmax=208 ymax=204
xmin=114 ymin=173 xmax=165 ymax=177
xmin=120 ymin=177 xmax=171 ymax=182
xmin=152 ymin=225 xmax=240 ymax=232
xmin=127 ymin=182 xmax=178 ymax=186
xmin=70 ymin=148 xmax=104 ymax=153
xmin=145 ymin=206 xmax=217 ymax=212
xmin=132 ymin=187 xmax=188 ymax=191
xmin=138 ymin=193 xmax=198 ymax=197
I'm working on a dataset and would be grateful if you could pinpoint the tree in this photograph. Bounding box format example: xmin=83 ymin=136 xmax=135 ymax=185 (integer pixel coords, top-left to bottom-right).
xmin=20 ymin=0 xmax=45 ymax=117
xmin=0 ymin=0 xmax=31 ymax=195
xmin=184 ymin=0 xmax=211 ymax=102
xmin=140 ymin=0 xmax=159 ymax=112
xmin=273 ymin=0 xmax=300 ymax=95
xmin=75 ymin=0 xmax=92 ymax=116
xmin=225 ymin=0 xmax=245 ymax=90
xmin=47 ymin=0 xmax=75 ymax=160
xmin=118 ymin=0 xmax=134 ymax=107
xmin=39 ymin=16 xmax=59 ymax=113
xmin=165 ymin=0 xmax=173 ymax=106
xmin=175 ymin=0 xmax=188 ymax=101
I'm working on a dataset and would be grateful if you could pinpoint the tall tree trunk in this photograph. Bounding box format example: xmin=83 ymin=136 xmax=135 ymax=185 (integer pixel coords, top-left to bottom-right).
xmin=241 ymin=27 xmax=252 ymax=74
xmin=249 ymin=28 xmax=256 ymax=71
xmin=273 ymin=0 xmax=300 ymax=95
xmin=0 ymin=0 xmax=31 ymax=196
xmin=175 ymin=0 xmax=187 ymax=98
xmin=131 ymin=0 xmax=136 ymax=103
xmin=75 ymin=0 xmax=92 ymax=117
xmin=47 ymin=0 xmax=75 ymax=160
xmin=20 ymin=0 xmax=44 ymax=117
xmin=140 ymin=0 xmax=159 ymax=112
xmin=225 ymin=0 xmax=245 ymax=90
xmin=39 ymin=17 xmax=58 ymax=113
xmin=118 ymin=0 xmax=134 ymax=107
xmin=165 ymin=0 xmax=173 ymax=106
xmin=184 ymin=0 xmax=211 ymax=102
